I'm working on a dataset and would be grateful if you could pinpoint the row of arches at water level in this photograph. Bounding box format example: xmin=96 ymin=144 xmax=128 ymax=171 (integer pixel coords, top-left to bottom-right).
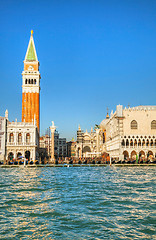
xmin=123 ymin=150 xmax=155 ymax=160
xmin=8 ymin=151 xmax=30 ymax=161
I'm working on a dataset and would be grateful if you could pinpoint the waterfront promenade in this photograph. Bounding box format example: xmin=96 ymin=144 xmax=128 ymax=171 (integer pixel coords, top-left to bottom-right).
xmin=1 ymin=163 xmax=156 ymax=168
xmin=2 ymin=155 xmax=156 ymax=167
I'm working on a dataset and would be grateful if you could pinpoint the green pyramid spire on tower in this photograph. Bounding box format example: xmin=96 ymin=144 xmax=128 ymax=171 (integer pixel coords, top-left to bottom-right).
xmin=26 ymin=41 xmax=36 ymax=61
xmin=25 ymin=30 xmax=38 ymax=61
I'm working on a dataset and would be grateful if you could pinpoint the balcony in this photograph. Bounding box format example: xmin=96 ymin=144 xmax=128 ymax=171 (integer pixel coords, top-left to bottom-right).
xmin=121 ymin=145 xmax=156 ymax=149
xmin=7 ymin=142 xmax=36 ymax=146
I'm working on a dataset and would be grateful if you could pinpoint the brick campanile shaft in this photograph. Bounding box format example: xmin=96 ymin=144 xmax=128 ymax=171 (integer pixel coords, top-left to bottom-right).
xmin=22 ymin=30 xmax=41 ymax=131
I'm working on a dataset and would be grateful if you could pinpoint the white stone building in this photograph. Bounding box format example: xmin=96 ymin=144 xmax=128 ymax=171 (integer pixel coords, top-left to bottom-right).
xmin=0 ymin=111 xmax=8 ymax=162
xmin=76 ymin=125 xmax=104 ymax=158
xmin=6 ymin=119 xmax=39 ymax=161
xmin=100 ymin=105 xmax=156 ymax=160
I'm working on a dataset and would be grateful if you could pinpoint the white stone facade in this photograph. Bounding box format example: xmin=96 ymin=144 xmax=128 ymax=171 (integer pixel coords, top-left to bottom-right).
xmin=76 ymin=126 xmax=103 ymax=158
xmin=100 ymin=105 xmax=156 ymax=160
xmin=0 ymin=116 xmax=7 ymax=162
xmin=6 ymin=121 xmax=39 ymax=161
xmin=22 ymin=70 xmax=40 ymax=94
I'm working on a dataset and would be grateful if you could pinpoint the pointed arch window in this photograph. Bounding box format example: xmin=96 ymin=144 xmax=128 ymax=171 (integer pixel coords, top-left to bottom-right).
xmin=142 ymin=139 xmax=145 ymax=146
xmin=102 ymin=133 xmax=105 ymax=143
xmin=146 ymin=139 xmax=149 ymax=146
xmin=150 ymin=139 xmax=153 ymax=146
xmin=151 ymin=120 xmax=156 ymax=129
xmin=130 ymin=139 xmax=133 ymax=146
xmin=138 ymin=139 xmax=141 ymax=146
xmin=121 ymin=139 xmax=125 ymax=146
xmin=131 ymin=120 xmax=138 ymax=129
xmin=134 ymin=139 xmax=137 ymax=147
xmin=126 ymin=139 xmax=129 ymax=147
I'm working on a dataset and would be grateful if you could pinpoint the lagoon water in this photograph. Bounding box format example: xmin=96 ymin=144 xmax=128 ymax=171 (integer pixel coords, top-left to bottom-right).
xmin=0 ymin=166 xmax=155 ymax=239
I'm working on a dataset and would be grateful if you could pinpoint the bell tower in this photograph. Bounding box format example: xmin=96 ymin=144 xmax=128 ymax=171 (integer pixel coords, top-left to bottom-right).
xmin=22 ymin=30 xmax=40 ymax=131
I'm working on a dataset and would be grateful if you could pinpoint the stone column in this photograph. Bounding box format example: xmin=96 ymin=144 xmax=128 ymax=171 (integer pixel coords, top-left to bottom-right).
xmin=23 ymin=150 xmax=25 ymax=160
xmin=50 ymin=121 xmax=56 ymax=164
xmin=96 ymin=129 xmax=100 ymax=157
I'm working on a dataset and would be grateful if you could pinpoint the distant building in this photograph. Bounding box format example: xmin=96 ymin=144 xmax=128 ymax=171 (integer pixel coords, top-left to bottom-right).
xmin=100 ymin=105 xmax=156 ymax=160
xmin=40 ymin=134 xmax=51 ymax=156
xmin=59 ymin=138 xmax=67 ymax=158
xmin=67 ymin=140 xmax=76 ymax=158
xmin=39 ymin=130 xmax=67 ymax=159
xmin=76 ymin=125 xmax=103 ymax=158
xmin=0 ymin=110 xmax=8 ymax=162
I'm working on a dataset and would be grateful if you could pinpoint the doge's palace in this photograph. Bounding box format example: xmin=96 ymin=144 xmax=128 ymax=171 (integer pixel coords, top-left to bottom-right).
xmin=100 ymin=105 xmax=156 ymax=160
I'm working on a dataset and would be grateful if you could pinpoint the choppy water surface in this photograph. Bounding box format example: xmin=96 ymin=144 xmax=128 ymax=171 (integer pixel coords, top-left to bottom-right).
xmin=0 ymin=167 xmax=155 ymax=239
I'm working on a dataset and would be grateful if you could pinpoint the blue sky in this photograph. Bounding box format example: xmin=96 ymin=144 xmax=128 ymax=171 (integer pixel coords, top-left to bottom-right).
xmin=0 ymin=0 xmax=156 ymax=140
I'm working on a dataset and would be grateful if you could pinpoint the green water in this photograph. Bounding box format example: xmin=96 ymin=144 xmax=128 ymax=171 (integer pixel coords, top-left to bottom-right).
xmin=0 ymin=167 xmax=155 ymax=239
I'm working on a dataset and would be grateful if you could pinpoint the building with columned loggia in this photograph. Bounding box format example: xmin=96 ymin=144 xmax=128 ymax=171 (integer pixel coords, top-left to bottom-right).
xmin=6 ymin=117 xmax=39 ymax=161
xmin=0 ymin=109 xmax=39 ymax=162
xmin=75 ymin=105 xmax=156 ymax=161
xmin=100 ymin=105 xmax=156 ymax=160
